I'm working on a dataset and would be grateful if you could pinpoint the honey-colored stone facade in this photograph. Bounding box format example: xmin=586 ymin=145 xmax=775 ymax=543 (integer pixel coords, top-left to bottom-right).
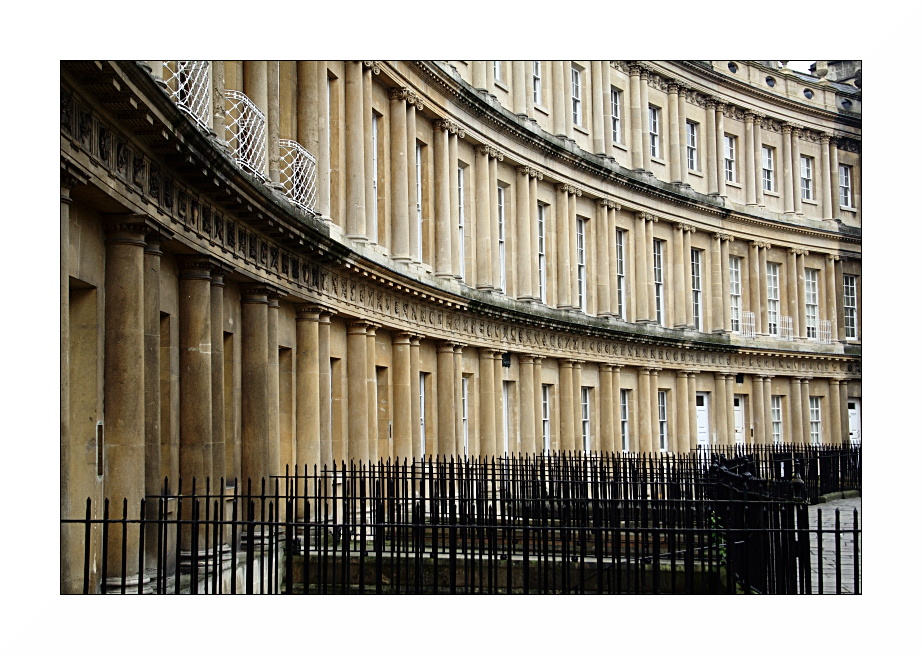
xmin=60 ymin=60 xmax=861 ymax=592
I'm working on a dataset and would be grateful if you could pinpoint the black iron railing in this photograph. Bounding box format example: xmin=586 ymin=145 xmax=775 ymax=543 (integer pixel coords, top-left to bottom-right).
xmin=62 ymin=450 xmax=860 ymax=594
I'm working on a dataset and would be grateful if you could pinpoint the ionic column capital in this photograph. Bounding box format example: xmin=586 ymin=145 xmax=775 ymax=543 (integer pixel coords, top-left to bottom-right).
xmin=555 ymin=183 xmax=582 ymax=197
xmin=792 ymin=126 xmax=804 ymax=138
xmin=667 ymin=82 xmax=680 ymax=94
xmin=636 ymin=211 xmax=658 ymax=223
xmin=676 ymin=222 xmax=696 ymax=233
xmin=477 ymin=144 xmax=503 ymax=161
xmin=295 ymin=304 xmax=326 ymax=321
xmin=789 ymin=247 xmax=810 ymax=256
xmin=434 ymin=118 xmax=466 ymax=139
xmin=751 ymin=240 xmax=772 ymax=249
xmin=826 ymin=253 xmax=840 ymax=262
xmin=518 ymin=165 xmax=544 ymax=180
xmin=597 ymin=198 xmax=619 ymax=210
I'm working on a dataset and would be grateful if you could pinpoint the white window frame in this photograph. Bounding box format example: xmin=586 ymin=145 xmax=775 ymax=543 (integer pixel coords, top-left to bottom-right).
xmin=620 ymin=389 xmax=630 ymax=452
xmin=767 ymin=262 xmax=780 ymax=336
xmin=649 ymin=106 xmax=660 ymax=158
xmin=576 ymin=217 xmax=587 ymax=311
xmin=657 ymin=390 xmax=668 ymax=452
xmin=771 ymin=395 xmax=783 ymax=445
xmin=729 ymin=255 xmax=742 ymax=333
xmin=580 ymin=386 xmax=591 ymax=454
xmin=686 ymin=120 xmax=699 ymax=171
xmin=541 ymin=384 xmax=551 ymax=453
xmin=532 ymin=61 xmax=542 ymax=105
xmin=415 ymin=141 xmax=423 ymax=260
xmin=762 ymin=145 xmax=775 ymax=192
xmin=493 ymin=60 xmax=503 ymax=82
xmin=611 ymin=87 xmax=622 ymax=143
xmin=653 ymin=238 xmax=664 ymax=325
xmin=458 ymin=165 xmax=466 ymax=280
xmin=809 ymin=396 xmax=822 ymax=445
xmin=497 ymin=185 xmax=506 ymax=293
xmin=691 ymin=248 xmax=702 ymax=330
xmin=801 ymin=155 xmax=813 ymax=200
xmin=844 ymin=274 xmax=857 ymax=339
xmin=571 ymin=66 xmax=582 ymax=126
xmin=724 ymin=134 xmax=736 ymax=182
xmin=616 ymin=229 xmax=625 ymax=319
xmin=537 ymin=203 xmax=547 ymax=303
xmin=805 ymin=268 xmax=818 ymax=339
xmin=371 ymin=113 xmax=379 ymax=241
xmin=839 ymin=164 xmax=853 ymax=208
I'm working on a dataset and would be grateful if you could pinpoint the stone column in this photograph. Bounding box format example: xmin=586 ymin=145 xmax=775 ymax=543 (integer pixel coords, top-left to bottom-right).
xmin=143 ymin=233 xmax=168 ymax=506
xmin=241 ymin=286 xmax=270 ymax=484
xmin=676 ymin=371 xmax=689 ymax=452
xmin=178 ymin=258 xmax=215 ymax=489
xmin=640 ymin=70 xmax=651 ymax=171
xmin=763 ymin=376 xmax=774 ymax=444
xmin=792 ymin=128 xmax=803 ymax=215
xmin=725 ymin=374 xmax=736 ymax=445
xmin=454 ymin=345 xmax=464 ymax=454
xmin=389 ymin=89 xmax=411 ymax=261
xmin=629 ymin=65 xmax=644 ymax=169
xmin=591 ymin=60 xmax=605 ymax=154
xmin=596 ymin=200 xmax=613 ymax=316
xmin=407 ymin=94 xmax=422 ymax=262
xmin=678 ymin=87 xmax=689 ymax=185
xmin=318 ymin=310 xmax=334 ymax=468
xmin=634 ymin=212 xmax=649 ymax=321
xmin=433 ymin=120 xmax=452 ymax=278
xmin=267 ymin=291 xmax=281 ymax=479
xmin=267 ymin=61 xmax=281 ymax=185
xmin=563 ymin=62 xmax=574 ymax=141
xmin=279 ymin=61 xmax=296 ymax=143
xmin=743 ymin=113 xmax=756 ymax=206
xmin=612 ymin=365 xmax=623 ymax=449
xmin=559 ymin=359 xmax=575 ymax=453
xmin=790 ymin=377 xmax=804 ymax=444
xmin=782 ymin=124 xmax=795 ymax=215
xmin=714 ymin=373 xmax=728 ymax=446
xmin=820 ymin=133 xmax=832 ymax=219
xmin=683 ymin=227 xmax=695 ymax=329
xmin=751 ymin=375 xmax=765 ymax=445
xmin=212 ymin=60 xmax=226 ymax=146
xmin=710 ymin=234 xmax=724 ymax=332
xmin=472 ymin=61 xmax=487 ymax=90
xmin=345 ymin=61 xmax=367 ymax=241
xmin=753 ymin=115 xmax=764 ymax=207
xmin=516 ymin=166 xmax=534 ymax=300
xmin=721 ymin=235 xmax=733 ymax=332
xmin=392 ymin=332 xmax=412 ymax=461
xmin=574 ymin=361 xmax=585 ymax=451
xmin=295 ymin=306 xmax=321 ymax=473
xmin=210 ymin=264 xmax=228 ymax=485
xmin=568 ymin=189 xmax=580 ymax=308
xmin=317 ymin=62 xmax=332 ymax=219
xmin=716 ymin=103 xmax=727 ymax=197
xmin=449 ymin=130 xmax=463 ymax=279
xmin=758 ymin=244 xmax=770 ymax=335
xmin=687 ymin=371 xmax=698 ymax=449
xmin=705 ymin=100 xmax=719 ymax=195
xmin=607 ymin=202 xmax=622 ymax=317
xmin=520 ymin=355 xmax=536 ymax=454
xmin=533 ymin=357 xmax=545 ymax=451
xmin=347 ymin=322 xmax=369 ymax=462
xmin=828 ymin=379 xmax=842 ymax=444
xmin=644 ymin=214 xmax=658 ymax=322
xmin=838 ymin=378 xmax=850 ymax=445
xmin=494 ymin=351 xmax=504 ymax=454
xmin=673 ymin=223 xmax=688 ymax=327
xmin=490 ymin=154 xmax=504 ymax=291
xmin=362 ymin=63 xmax=376 ymax=238
xmin=552 ymin=60 xmax=567 ymax=137
xmin=437 ymin=342 xmax=455 ymax=457
xmin=830 ymin=138 xmax=842 ymax=222
xmin=476 ymin=146 xmax=493 ymax=289
xmin=638 ymin=367 xmax=653 ymax=453
xmin=530 ymin=171 xmax=542 ymax=299
xmin=555 ymin=184 xmax=573 ymax=308
xmin=668 ymin=83 xmax=681 ymax=183
xmin=410 ymin=336 xmax=422 ymax=458
xmin=748 ymin=242 xmax=763 ymax=334
xmin=601 ymin=61 xmax=614 ymax=157
xmin=787 ymin=248 xmax=800 ymax=338
xmin=243 ymin=61 xmax=269 ymax=178
xmin=513 ymin=60 xmax=527 ymax=116
xmin=479 ymin=348 xmax=496 ymax=459
xmin=366 ymin=324 xmax=379 ymax=462
xmin=800 ymin=378 xmax=812 ymax=444
xmin=650 ymin=368 xmax=661 ymax=450
xmin=825 ymin=255 xmax=839 ymax=339
xmin=796 ymin=250 xmax=808 ymax=339
xmin=599 ymin=364 xmax=614 ymax=453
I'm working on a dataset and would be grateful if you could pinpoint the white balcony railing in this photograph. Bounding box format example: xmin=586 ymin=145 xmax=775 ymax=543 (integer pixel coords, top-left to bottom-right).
xmin=780 ymin=316 xmax=794 ymax=341
xmin=279 ymin=139 xmax=318 ymax=212
xmin=224 ymin=89 xmax=268 ymax=181
xmin=818 ymin=319 xmax=833 ymax=344
xmin=741 ymin=311 xmax=755 ymax=338
xmin=162 ymin=61 xmax=211 ymax=131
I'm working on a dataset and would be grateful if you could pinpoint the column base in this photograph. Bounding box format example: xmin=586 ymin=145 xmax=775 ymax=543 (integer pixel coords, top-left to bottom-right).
xmin=434 ymin=272 xmax=454 ymax=280
xmin=104 ymin=573 xmax=154 ymax=594
xmin=391 ymin=255 xmax=412 ymax=263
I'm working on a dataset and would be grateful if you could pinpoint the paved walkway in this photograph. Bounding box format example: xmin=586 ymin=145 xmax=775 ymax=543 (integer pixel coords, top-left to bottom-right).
xmin=808 ymin=496 xmax=861 ymax=594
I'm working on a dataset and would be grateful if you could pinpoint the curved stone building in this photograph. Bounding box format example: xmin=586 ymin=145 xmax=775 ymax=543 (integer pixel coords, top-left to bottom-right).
xmin=60 ymin=59 xmax=861 ymax=587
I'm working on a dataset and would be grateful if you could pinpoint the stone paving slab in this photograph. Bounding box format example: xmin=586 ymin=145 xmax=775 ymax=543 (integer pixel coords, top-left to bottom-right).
xmin=808 ymin=497 xmax=861 ymax=594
